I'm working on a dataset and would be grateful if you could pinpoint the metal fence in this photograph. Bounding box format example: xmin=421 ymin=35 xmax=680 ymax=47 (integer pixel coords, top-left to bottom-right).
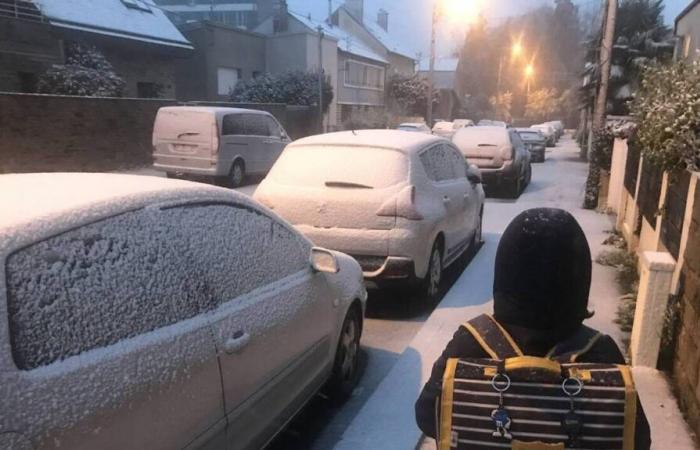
xmin=624 ymin=139 xmax=641 ymax=195
xmin=661 ymin=171 xmax=691 ymax=259
xmin=637 ymin=159 xmax=664 ymax=228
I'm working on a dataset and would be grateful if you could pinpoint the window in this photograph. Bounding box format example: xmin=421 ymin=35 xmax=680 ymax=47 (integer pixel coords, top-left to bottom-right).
xmin=217 ymin=67 xmax=241 ymax=96
xmin=265 ymin=116 xmax=281 ymax=137
xmin=222 ymin=114 xmax=269 ymax=136
xmin=446 ymin=145 xmax=468 ymax=179
xmin=344 ymin=60 xmax=384 ymax=90
xmin=5 ymin=204 xmax=309 ymax=370
xmin=420 ymin=145 xmax=455 ymax=182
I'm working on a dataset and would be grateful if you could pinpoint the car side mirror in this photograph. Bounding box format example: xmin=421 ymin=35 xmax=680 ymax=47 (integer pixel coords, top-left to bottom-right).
xmin=466 ymin=164 xmax=482 ymax=184
xmin=310 ymin=247 xmax=339 ymax=274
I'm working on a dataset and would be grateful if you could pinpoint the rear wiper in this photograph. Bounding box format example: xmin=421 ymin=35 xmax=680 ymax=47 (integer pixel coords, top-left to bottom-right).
xmin=325 ymin=181 xmax=374 ymax=189
xmin=477 ymin=144 xmax=497 ymax=147
xmin=177 ymin=132 xmax=200 ymax=138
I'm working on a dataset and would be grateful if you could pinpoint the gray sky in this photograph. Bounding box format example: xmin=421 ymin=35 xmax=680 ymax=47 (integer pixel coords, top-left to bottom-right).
xmin=288 ymin=0 xmax=690 ymax=61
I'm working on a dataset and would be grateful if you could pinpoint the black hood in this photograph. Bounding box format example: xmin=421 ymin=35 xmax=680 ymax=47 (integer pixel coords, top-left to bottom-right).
xmin=493 ymin=208 xmax=593 ymax=341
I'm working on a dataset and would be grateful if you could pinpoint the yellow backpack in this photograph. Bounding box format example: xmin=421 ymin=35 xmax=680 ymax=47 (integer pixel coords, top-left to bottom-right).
xmin=437 ymin=314 xmax=637 ymax=450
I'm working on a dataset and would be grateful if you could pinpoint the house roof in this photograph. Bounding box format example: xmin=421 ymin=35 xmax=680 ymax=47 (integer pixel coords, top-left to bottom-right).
xmin=360 ymin=16 xmax=415 ymax=60
xmin=289 ymin=11 xmax=388 ymax=64
xmin=676 ymin=0 xmax=700 ymax=30
xmin=35 ymin=0 xmax=193 ymax=49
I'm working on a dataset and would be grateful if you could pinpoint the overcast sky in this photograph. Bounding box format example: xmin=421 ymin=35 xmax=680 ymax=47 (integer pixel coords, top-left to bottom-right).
xmin=288 ymin=0 xmax=690 ymax=61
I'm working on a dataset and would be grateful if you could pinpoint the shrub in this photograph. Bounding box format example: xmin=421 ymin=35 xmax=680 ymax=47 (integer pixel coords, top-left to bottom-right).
xmin=231 ymin=70 xmax=333 ymax=113
xmin=630 ymin=60 xmax=700 ymax=172
xmin=37 ymin=43 xmax=125 ymax=97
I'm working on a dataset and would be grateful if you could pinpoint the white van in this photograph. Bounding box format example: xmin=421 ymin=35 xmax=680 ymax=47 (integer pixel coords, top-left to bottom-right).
xmin=152 ymin=106 xmax=291 ymax=187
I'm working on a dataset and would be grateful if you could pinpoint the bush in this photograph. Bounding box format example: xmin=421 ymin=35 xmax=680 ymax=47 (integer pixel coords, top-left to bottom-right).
xmin=37 ymin=43 xmax=125 ymax=97
xmin=386 ymin=73 xmax=437 ymax=116
xmin=583 ymin=127 xmax=615 ymax=209
xmin=231 ymin=70 xmax=333 ymax=113
xmin=631 ymin=60 xmax=700 ymax=173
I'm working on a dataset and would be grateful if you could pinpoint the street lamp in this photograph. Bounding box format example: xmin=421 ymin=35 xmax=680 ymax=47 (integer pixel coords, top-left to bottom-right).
xmin=496 ymin=40 xmax=525 ymax=94
xmin=427 ymin=0 xmax=480 ymax=126
xmin=525 ymin=63 xmax=535 ymax=95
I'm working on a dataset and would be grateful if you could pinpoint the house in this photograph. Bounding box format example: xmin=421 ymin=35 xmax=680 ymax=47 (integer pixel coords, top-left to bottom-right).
xmin=418 ymin=57 xmax=462 ymax=121
xmin=675 ymin=0 xmax=700 ymax=61
xmin=153 ymin=0 xmax=275 ymax=30
xmin=176 ymin=21 xmax=266 ymax=101
xmin=0 ymin=0 xmax=192 ymax=98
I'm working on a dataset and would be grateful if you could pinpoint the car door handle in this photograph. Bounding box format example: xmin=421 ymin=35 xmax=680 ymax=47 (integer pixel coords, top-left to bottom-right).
xmin=223 ymin=331 xmax=250 ymax=355
xmin=443 ymin=196 xmax=451 ymax=204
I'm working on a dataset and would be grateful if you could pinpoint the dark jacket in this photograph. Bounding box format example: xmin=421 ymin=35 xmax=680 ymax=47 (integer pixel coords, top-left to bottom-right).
xmin=415 ymin=209 xmax=651 ymax=448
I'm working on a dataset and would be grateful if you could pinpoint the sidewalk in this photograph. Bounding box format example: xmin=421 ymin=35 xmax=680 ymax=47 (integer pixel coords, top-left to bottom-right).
xmin=333 ymin=138 xmax=696 ymax=450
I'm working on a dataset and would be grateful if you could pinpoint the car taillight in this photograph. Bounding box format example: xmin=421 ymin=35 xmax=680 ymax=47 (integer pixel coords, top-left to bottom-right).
xmin=211 ymin=121 xmax=219 ymax=155
xmin=376 ymin=185 xmax=423 ymax=220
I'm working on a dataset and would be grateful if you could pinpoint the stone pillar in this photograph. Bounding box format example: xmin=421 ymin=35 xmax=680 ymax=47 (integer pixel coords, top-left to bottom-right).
xmin=630 ymin=251 xmax=676 ymax=367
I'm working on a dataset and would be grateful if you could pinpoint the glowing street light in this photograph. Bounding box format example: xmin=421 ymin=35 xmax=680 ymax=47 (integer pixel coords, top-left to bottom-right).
xmin=525 ymin=63 xmax=535 ymax=95
xmin=512 ymin=41 xmax=523 ymax=58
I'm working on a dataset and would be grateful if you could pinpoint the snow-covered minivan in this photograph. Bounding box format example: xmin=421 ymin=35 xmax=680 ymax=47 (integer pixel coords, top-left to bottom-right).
xmin=254 ymin=130 xmax=486 ymax=299
xmin=152 ymin=106 xmax=291 ymax=187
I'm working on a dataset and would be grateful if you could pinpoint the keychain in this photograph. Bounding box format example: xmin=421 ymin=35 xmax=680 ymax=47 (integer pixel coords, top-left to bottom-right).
xmin=561 ymin=377 xmax=584 ymax=448
xmin=490 ymin=373 xmax=513 ymax=440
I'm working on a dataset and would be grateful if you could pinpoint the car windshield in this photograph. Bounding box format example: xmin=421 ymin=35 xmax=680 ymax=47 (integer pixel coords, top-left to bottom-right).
xmin=269 ymin=145 xmax=408 ymax=189
xmin=518 ymin=132 xmax=543 ymax=142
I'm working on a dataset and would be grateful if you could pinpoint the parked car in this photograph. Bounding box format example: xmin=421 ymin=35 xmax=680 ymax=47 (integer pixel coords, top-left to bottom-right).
xmin=477 ymin=119 xmax=507 ymax=128
xmin=452 ymin=119 xmax=475 ymax=130
xmin=516 ymin=128 xmax=547 ymax=162
xmin=545 ymin=120 xmax=564 ymax=138
xmin=0 ymin=173 xmax=366 ymax=450
xmin=397 ymin=122 xmax=431 ymax=133
xmin=532 ymin=123 xmax=557 ymax=147
xmin=254 ymin=130 xmax=485 ymax=300
xmin=152 ymin=106 xmax=291 ymax=188
xmin=432 ymin=121 xmax=456 ymax=138
xmin=452 ymin=126 xmax=531 ymax=198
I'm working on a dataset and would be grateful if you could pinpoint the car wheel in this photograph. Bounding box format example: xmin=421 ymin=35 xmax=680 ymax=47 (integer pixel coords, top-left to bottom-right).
xmin=507 ymin=176 xmax=521 ymax=199
xmin=423 ymin=242 xmax=443 ymax=300
xmin=471 ymin=209 xmax=483 ymax=251
xmin=327 ymin=306 xmax=362 ymax=402
xmin=525 ymin=164 xmax=532 ymax=186
xmin=228 ymin=160 xmax=245 ymax=188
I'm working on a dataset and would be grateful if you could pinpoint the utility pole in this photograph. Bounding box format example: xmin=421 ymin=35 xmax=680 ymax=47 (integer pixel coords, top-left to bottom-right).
xmin=592 ymin=0 xmax=617 ymax=131
xmin=426 ymin=3 xmax=437 ymax=127
xmin=317 ymin=25 xmax=325 ymax=133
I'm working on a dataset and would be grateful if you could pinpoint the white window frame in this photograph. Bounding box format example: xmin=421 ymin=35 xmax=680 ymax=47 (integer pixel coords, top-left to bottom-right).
xmin=344 ymin=59 xmax=385 ymax=91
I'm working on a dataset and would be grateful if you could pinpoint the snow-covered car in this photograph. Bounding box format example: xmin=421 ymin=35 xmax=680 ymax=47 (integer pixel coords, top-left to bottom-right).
xmin=545 ymin=120 xmax=564 ymax=138
xmin=453 ymin=119 xmax=475 ymax=130
xmin=0 ymin=173 xmax=366 ymax=450
xmin=152 ymin=106 xmax=291 ymax=187
xmin=452 ymin=126 xmax=532 ymax=198
xmin=477 ymin=119 xmax=507 ymax=128
xmin=432 ymin=121 xmax=456 ymax=138
xmin=516 ymin=128 xmax=547 ymax=162
xmin=397 ymin=122 xmax=431 ymax=133
xmin=532 ymin=123 xmax=557 ymax=147
xmin=254 ymin=130 xmax=485 ymax=299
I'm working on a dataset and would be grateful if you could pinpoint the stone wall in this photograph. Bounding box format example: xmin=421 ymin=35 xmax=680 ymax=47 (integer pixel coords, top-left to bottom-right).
xmin=673 ymin=184 xmax=700 ymax=435
xmin=0 ymin=93 xmax=315 ymax=173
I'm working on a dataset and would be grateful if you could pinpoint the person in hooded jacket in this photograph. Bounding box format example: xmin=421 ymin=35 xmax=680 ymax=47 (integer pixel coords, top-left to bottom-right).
xmin=414 ymin=208 xmax=651 ymax=449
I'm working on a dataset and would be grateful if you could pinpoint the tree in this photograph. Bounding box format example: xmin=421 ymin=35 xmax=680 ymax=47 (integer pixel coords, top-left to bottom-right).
xmin=386 ymin=73 xmax=437 ymax=116
xmin=37 ymin=43 xmax=125 ymax=97
xmin=489 ymin=91 xmax=513 ymax=122
xmin=231 ymin=70 xmax=333 ymax=113
xmin=525 ymin=88 xmax=559 ymax=121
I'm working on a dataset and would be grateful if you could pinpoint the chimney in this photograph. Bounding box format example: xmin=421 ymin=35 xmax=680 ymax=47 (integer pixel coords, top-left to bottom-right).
xmin=345 ymin=0 xmax=364 ymax=24
xmin=377 ymin=8 xmax=388 ymax=31
xmin=273 ymin=0 xmax=288 ymax=33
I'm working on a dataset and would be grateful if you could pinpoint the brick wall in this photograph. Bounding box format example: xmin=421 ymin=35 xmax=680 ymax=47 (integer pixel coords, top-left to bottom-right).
xmin=0 ymin=93 xmax=316 ymax=173
xmin=673 ymin=184 xmax=700 ymax=435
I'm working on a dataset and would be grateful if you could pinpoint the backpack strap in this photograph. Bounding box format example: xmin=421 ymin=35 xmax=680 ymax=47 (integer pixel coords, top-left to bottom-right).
xmin=461 ymin=314 xmax=524 ymax=359
xmin=545 ymin=325 xmax=604 ymax=363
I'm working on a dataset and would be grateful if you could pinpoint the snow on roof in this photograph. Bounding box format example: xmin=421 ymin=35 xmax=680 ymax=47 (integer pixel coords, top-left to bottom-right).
xmin=361 ymin=18 xmax=415 ymax=60
xmin=289 ymin=130 xmax=443 ymax=154
xmin=35 ymin=0 xmax=193 ymax=50
xmin=0 ymin=173 xmax=250 ymax=240
xmin=289 ymin=11 xmax=388 ymax=64
xmin=418 ymin=57 xmax=459 ymax=72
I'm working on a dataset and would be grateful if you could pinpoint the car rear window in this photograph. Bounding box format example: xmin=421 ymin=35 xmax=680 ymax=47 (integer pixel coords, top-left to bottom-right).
xmin=518 ymin=132 xmax=543 ymax=142
xmin=222 ymin=113 xmax=269 ymax=136
xmin=153 ymin=109 xmax=212 ymax=143
xmin=453 ymin=127 xmax=509 ymax=150
xmin=269 ymin=145 xmax=408 ymax=189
